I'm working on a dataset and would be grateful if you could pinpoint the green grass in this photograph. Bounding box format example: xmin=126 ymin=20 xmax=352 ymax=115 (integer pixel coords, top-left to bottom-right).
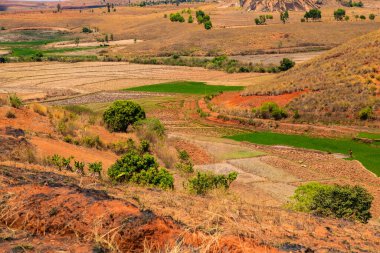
xmin=357 ymin=132 xmax=380 ymax=140
xmin=124 ymin=81 xmax=244 ymax=95
xmin=226 ymin=132 xmax=380 ymax=176
xmin=10 ymin=46 xmax=99 ymax=57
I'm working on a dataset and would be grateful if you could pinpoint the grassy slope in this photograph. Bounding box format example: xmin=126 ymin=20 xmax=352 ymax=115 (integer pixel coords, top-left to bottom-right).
xmin=125 ymin=81 xmax=244 ymax=95
xmin=244 ymin=30 xmax=380 ymax=122
xmin=226 ymin=132 xmax=380 ymax=176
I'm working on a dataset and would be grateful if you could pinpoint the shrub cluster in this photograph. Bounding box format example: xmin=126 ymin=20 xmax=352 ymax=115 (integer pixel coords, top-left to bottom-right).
xmin=304 ymin=9 xmax=322 ymax=21
xmin=130 ymin=55 xmax=294 ymax=73
xmin=186 ymin=171 xmax=238 ymax=195
xmin=103 ymin=100 xmax=146 ymax=132
xmin=334 ymin=9 xmax=346 ymax=21
xmin=288 ymin=182 xmax=373 ymax=223
xmin=108 ymin=140 xmax=174 ymax=190
xmin=253 ymin=102 xmax=288 ymax=120
xmin=196 ymin=10 xmax=212 ymax=30
xmin=169 ymin=12 xmax=185 ymax=22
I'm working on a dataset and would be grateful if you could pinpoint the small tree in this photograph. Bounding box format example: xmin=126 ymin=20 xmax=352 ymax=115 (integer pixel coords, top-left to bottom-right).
xmin=74 ymin=37 xmax=80 ymax=46
xmin=334 ymin=9 xmax=346 ymax=21
xmin=280 ymin=10 xmax=289 ymax=24
xmin=345 ymin=15 xmax=350 ymax=21
xmin=103 ymin=100 xmax=146 ymax=132
xmin=107 ymin=3 xmax=111 ymax=13
xmin=369 ymin=13 xmax=375 ymax=21
xmin=360 ymin=15 xmax=366 ymax=20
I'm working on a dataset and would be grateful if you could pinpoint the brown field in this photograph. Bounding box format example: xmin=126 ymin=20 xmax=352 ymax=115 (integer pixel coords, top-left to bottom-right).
xmin=0 ymin=4 xmax=380 ymax=57
xmin=0 ymin=62 xmax=272 ymax=98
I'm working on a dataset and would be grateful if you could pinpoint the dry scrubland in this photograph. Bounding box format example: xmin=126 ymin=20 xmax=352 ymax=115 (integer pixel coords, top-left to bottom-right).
xmin=0 ymin=4 xmax=379 ymax=56
xmin=244 ymin=29 xmax=380 ymax=123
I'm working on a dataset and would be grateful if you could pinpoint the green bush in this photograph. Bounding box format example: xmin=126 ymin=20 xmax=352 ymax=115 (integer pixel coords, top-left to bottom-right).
xmin=74 ymin=160 xmax=85 ymax=175
xmin=334 ymin=9 xmax=346 ymax=21
xmin=279 ymin=58 xmax=295 ymax=71
xmin=369 ymin=13 xmax=375 ymax=20
xmin=204 ymin=20 xmax=212 ymax=30
xmin=108 ymin=138 xmax=136 ymax=155
xmin=288 ymin=182 xmax=373 ymax=223
xmin=253 ymin=102 xmax=287 ymax=120
xmin=187 ymin=171 xmax=238 ymax=195
xmin=103 ymin=100 xmax=146 ymax=132
xmin=88 ymin=161 xmax=102 ymax=177
xmin=358 ymin=106 xmax=374 ymax=120
xmin=255 ymin=15 xmax=266 ymax=25
xmin=9 ymin=94 xmax=23 ymax=108
xmin=188 ymin=15 xmax=193 ymax=23
xmin=82 ymin=27 xmax=93 ymax=33
xmin=108 ymin=149 xmax=174 ymax=190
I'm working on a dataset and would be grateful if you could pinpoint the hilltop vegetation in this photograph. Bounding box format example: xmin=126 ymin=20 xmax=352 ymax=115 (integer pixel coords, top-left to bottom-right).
xmin=244 ymin=30 xmax=380 ymax=123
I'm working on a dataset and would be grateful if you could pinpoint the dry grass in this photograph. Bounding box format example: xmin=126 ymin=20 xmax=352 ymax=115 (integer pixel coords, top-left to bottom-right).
xmin=243 ymin=29 xmax=380 ymax=123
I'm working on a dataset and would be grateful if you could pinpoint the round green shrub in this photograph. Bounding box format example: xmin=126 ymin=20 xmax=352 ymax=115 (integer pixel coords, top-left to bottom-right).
xmin=103 ymin=100 xmax=146 ymax=132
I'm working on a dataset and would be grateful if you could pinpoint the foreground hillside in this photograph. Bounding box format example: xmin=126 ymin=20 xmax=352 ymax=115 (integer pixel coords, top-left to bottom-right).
xmin=244 ymin=29 xmax=380 ymax=123
xmin=0 ymin=89 xmax=379 ymax=251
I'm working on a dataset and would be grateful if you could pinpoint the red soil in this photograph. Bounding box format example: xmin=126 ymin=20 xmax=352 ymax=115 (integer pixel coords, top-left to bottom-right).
xmin=0 ymin=106 xmax=55 ymax=135
xmin=30 ymin=136 xmax=119 ymax=170
xmin=212 ymin=90 xmax=307 ymax=109
xmin=0 ymin=165 xmax=279 ymax=252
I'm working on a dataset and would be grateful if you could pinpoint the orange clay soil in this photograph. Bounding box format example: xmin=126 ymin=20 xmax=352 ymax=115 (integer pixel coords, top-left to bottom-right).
xmin=30 ymin=136 xmax=119 ymax=170
xmin=0 ymin=165 xmax=278 ymax=252
xmin=212 ymin=90 xmax=308 ymax=110
xmin=0 ymin=106 xmax=55 ymax=135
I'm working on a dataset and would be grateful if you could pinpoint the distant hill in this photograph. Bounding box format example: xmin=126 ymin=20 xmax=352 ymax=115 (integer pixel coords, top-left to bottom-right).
xmin=244 ymin=30 xmax=380 ymax=123
xmin=244 ymin=0 xmax=321 ymax=11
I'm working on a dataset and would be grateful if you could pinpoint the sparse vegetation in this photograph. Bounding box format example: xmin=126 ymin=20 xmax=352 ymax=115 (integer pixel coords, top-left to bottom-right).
xmin=358 ymin=106 xmax=374 ymax=120
xmin=5 ymin=110 xmax=16 ymax=119
xmin=186 ymin=171 xmax=238 ymax=195
xmin=9 ymin=94 xmax=23 ymax=108
xmin=288 ymin=182 xmax=373 ymax=223
xmin=103 ymin=100 xmax=146 ymax=132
